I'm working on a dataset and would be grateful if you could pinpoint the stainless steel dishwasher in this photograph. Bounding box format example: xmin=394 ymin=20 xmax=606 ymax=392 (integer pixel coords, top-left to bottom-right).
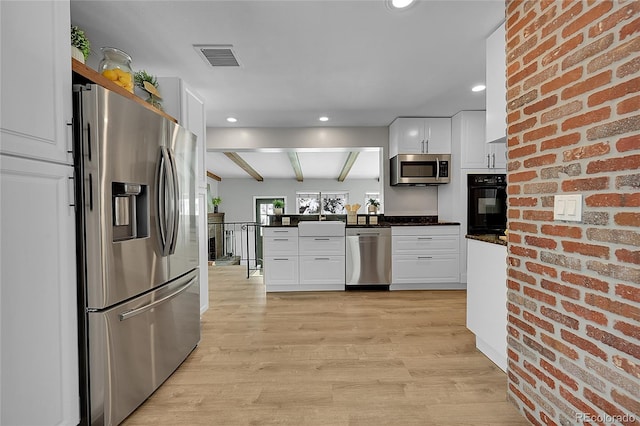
xmin=346 ymin=227 xmax=391 ymax=287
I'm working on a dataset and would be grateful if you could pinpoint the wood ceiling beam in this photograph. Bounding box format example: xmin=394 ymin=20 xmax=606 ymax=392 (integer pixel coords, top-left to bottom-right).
xmin=206 ymin=170 xmax=222 ymax=181
xmin=223 ymin=152 xmax=264 ymax=181
xmin=287 ymin=152 xmax=304 ymax=182
xmin=337 ymin=151 xmax=359 ymax=182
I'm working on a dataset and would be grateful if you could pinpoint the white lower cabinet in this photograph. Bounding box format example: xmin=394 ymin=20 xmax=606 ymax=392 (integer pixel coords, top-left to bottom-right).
xmin=263 ymin=227 xmax=299 ymax=291
xmin=391 ymin=225 xmax=462 ymax=290
xmin=298 ymin=235 xmax=345 ymax=290
xmin=466 ymin=238 xmax=507 ymax=372
xmin=1 ymin=155 xmax=79 ymax=425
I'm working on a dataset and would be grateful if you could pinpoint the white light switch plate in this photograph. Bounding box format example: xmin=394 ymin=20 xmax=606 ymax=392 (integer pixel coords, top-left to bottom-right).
xmin=554 ymin=194 xmax=583 ymax=222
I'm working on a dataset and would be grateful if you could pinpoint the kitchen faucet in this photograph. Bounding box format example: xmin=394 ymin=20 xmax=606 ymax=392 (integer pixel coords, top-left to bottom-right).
xmin=318 ymin=192 xmax=325 ymax=221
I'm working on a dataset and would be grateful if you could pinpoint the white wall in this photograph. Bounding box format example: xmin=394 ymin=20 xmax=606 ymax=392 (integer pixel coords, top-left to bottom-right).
xmin=207 ymin=126 xmax=439 ymax=216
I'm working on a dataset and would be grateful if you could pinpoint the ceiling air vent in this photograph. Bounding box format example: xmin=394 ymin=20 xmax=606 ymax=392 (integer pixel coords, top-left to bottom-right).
xmin=194 ymin=44 xmax=240 ymax=67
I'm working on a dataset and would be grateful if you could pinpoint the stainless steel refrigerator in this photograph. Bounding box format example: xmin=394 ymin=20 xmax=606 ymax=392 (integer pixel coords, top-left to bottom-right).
xmin=73 ymin=84 xmax=200 ymax=425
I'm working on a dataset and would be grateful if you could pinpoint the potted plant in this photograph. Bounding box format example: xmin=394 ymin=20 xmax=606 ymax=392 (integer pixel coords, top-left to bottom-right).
xmin=367 ymin=198 xmax=380 ymax=214
xmin=134 ymin=70 xmax=163 ymax=109
xmin=71 ymin=25 xmax=91 ymax=64
xmin=211 ymin=197 xmax=222 ymax=213
xmin=273 ymin=200 xmax=284 ymax=215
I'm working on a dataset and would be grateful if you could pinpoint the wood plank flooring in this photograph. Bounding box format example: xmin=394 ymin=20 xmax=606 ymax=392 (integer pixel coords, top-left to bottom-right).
xmin=123 ymin=265 xmax=528 ymax=426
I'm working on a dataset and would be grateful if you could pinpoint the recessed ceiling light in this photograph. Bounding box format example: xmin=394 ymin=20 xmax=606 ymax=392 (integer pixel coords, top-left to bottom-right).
xmin=226 ymin=117 xmax=237 ymax=123
xmin=389 ymin=0 xmax=415 ymax=9
xmin=319 ymin=116 xmax=329 ymax=122
xmin=472 ymin=84 xmax=486 ymax=92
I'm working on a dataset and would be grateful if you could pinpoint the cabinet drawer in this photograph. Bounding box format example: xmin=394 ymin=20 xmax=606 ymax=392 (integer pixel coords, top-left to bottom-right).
xmin=391 ymin=225 xmax=459 ymax=237
xmin=264 ymin=256 xmax=298 ymax=286
xmin=264 ymin=236 xmax=298 ymax=255
xmin=299 ymin=256 xmax=345 ymax=285
xmin=263 ymin=227 xmax=298 ymax=237
xmin=391 ymin=255 xmax=459 ymax=284
xmin=392 ymin=235 xmax=458 ymax=255
xmin=298 ymin=236 xmax=345 ymax=256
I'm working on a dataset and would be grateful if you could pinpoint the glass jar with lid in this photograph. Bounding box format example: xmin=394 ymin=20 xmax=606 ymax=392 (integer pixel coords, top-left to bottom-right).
xmin=99 ymin=47 xmax=134 ymax=93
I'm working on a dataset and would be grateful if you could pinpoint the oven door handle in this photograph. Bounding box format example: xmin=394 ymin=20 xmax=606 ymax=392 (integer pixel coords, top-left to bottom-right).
xmin=436 ymin=157 xmax=440 ymax=181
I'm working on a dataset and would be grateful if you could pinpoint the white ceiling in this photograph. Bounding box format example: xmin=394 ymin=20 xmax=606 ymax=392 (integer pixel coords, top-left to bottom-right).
xmin=70 ymin=0 xmax=505 ymax=180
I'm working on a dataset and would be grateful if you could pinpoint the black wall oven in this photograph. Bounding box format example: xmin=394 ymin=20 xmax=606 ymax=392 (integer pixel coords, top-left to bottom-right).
xmin=467 ymin=174 xmax=507 ymax=235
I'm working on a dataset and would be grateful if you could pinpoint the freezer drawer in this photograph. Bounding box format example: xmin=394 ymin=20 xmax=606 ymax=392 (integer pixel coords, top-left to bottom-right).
xmin=87 ymin=270 xmax=200 ymax=426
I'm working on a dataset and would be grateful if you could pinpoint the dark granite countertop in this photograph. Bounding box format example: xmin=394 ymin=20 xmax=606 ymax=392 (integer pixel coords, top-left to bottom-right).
xmin=265 ymin=214 xmax=459 ymax=228
xmin=466 ymin=234 xmax=508 ymax=246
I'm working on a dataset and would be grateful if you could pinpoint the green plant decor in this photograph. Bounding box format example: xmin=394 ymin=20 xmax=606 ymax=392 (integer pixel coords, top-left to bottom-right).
xmin=272 ymin=200 xmax=284 ymax=208
xmin=367 ymin=198 xmax=380 ymax=208
xmin=71 ymin=25 xmax=91 ymax=61
xmin=134 ymin=70 xmax=163 ymax=110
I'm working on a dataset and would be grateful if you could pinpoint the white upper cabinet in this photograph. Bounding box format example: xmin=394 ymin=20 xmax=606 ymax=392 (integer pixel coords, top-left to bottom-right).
xmin=157 ymin=77 xmax=207 ymax=189
xmin=458 ymin=110 xmax=506 ymax=170
xmin=0 ymin=0 xmax=73 ymax=164
xmin=389 ymin=117 xmax=451 ymax=158
xmin=485 ymin=22 xmax=507 ymax=144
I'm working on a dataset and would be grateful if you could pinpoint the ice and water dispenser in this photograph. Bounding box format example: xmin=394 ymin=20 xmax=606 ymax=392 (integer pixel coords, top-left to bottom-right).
xmin=112 ymin=182 xmax=149 ymax=241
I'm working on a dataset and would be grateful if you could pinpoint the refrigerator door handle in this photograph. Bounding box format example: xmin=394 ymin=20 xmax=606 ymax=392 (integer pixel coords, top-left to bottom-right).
xmin=118 ymin=276 xmax=196 ymax=321
xmin=166 ymin=147 xmax=180 ymax=255
xmin=157 ymin=147 xmax=172 ymax=256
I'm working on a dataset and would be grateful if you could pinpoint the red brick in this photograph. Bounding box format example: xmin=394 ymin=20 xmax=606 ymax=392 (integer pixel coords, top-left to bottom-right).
xmin=508 ymin=90 xmax=538 ymax=110
xmin=526 ymin=261 xmax=557 ymax=278
xmin=525 ymin=64 xmax=560 ymax=91
xmin=523 ymin=181 xmax=558 ymax=194
xmin=526 ymin=235 xmax=558 ymax=249
xmin=508 ymin=278 xmax=521 ymax=291
xmin=509 ymin=62 xmax=540 ymax=87
xmin=525 ymin=311 xmax=555 ymax=333
xmin=541 ymin=278 xmax=580 ymax=299
xmin=523 ymin=334 xmax=557 ymax=361
xmin=523 ymin=210 xmax=554 ymax=222
xmin=524 ymin=359 xmax=556 ymax=389
xmin=508 ymin=302 xmax=521 ymax=315
xmin=613 ymin=355 xmax=640 ymax=379
xmin=617 ymin=95 xmax=640 ymax=115
xmin=614 ymin=320 xmax=640 ymax=340
xmin=509 ymin=35 xmax=539 ymax=63
xmin=524 ymin=124 xmax=558 ymax=142
xmin=524 ymin=155 xmax=556 ymax=169
xmin=511 ymin=8 xmax=538 ymax=37
xmin=585 ymin=293 xmax=640 ymax=322
xmin=587 ymin=325 xmax=640 ymax=358
xmin=620 ymin=16 xmax=640 ymax=40
xmin=617 ymin=134 xmax=640 ymax=152
xmin=588 ymin=1 xmax=640 ymax=38
xmin=511 ymin=170 xmax=538 ymax=183
xmin=561 ymin=106 xmax=611 ymax=131
xmin=587 ymin=154 xmax=640 ymax=174
xmin=509 ymin=360 xmax=537 ymax=388
xmin=543 ymin=360 xmax=579 ymax=391
xmin=615 ymin=283 xmax=640 ymax=303
xmin=540 ymin=132 xmax=582 ymax=151
xmin=524 ymin=285 xmax=557 ymax=305
xmin=615 ymin=248 xmax=640 ymax=265
xmin=585 ymin=192 xmax=640 ymax=207
xmin=561 ymin=300 xmax=609 ymax=325
xmin=618 ymin=56 xmax=640 ymax=79
xmin=560 ymin=329 xmax=608 ymax=361
xmin=563 ymin=141 xmax=610 ymax=161
xmin=541 ymin=333 xmax=579 ymax=360
xmin=511 ymin=245 xmax=538 ymax=259
xmin=509 ymin=268 xmax=538 ymax=285
xmin=541 ymin=224 xmax=582 ymax=238
xmin=611 ymin=389 xmax=640 ymax=420
xmin=542 ymin=66 xmax=583 ymax=97
xmin=561 ymin=271 xmax=609 ymax=292
xmin=543 ymin=33 xmax=585 ymax=67
xmin=524 ymin=96 xmax=559 ymax=116
xmin=559 ymin=385 xmax=598 ymax=417
xmin=510 ymin=144 xmax=538 ymax=159
xmin=561 ymin=70 xmax=612 ymax=100
xmin=524 ymin=36 xmax=558 ymax=65
xmin=541 ymin=306 xmax=579 ymax=330
xmin=561 ymin=1 xmax=613 ymax=38
xmin=614 ymin=212 xmax=640 ymax=227
xmin=588 ymin=77 xmax=640 ymax=107
xmin=510 ymin=314 xmax=537 ymax=335
xmin=561 ymin=241 xmax=610 ymax=259
xmin=542 ymin=1 xmax=584 ymax=39
xmin=510 ymin=196 xmax=538 ymax=207
xmin=561 ymin=176 xmax=609 ymax=192
xmin=511 ymin=220 xmax=539 ymax=233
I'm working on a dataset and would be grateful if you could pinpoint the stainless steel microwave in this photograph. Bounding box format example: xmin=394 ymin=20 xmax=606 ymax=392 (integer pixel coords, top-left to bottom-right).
xmin=390 ymin=154 xmax=451 ymax=185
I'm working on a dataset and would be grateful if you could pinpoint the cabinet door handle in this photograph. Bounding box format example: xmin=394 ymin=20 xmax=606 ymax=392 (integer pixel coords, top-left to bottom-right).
xmin=314 ymin=257 xmax=330 ymax=261
xmin=314 ymin=238 xmax=330 ymax=241
xmin=273 ymin=230 xmax=289 ymax=233
xmin=417 ymin=237 xmax=433 ymax=240
xmin=273 ymin=238 xmax=289 ymax=241
xmin=492 ymin=153 xmax=496 ymax=168
xmin=418 ymin=256 xmax=433 ymax=259
xmin=425 ymin=127 xmax=431 ymax=152
xmin=487 ymin=154 xmax=491 ymax=168
xmin=273 ymin=258 xmax=290 ymax=261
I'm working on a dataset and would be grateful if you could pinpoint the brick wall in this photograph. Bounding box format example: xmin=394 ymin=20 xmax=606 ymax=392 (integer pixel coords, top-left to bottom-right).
xmin=505 ymin=1 xmax=639 ymax=425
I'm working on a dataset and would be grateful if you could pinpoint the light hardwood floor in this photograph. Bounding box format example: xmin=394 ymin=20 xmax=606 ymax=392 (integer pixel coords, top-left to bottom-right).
xmin=123 ymin=265 xmax=529 ymax=426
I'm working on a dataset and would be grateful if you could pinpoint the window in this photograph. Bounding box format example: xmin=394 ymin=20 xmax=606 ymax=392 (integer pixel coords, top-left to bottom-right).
xmin=296 ymin=192 xmax=349 ymax=215
xmin=365 ymin=192 xmax=380 ymax=208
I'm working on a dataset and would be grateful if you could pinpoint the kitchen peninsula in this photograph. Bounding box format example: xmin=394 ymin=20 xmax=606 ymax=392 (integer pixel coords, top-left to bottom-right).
xmin=263 ymin=215 xmax=462 ymax=292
